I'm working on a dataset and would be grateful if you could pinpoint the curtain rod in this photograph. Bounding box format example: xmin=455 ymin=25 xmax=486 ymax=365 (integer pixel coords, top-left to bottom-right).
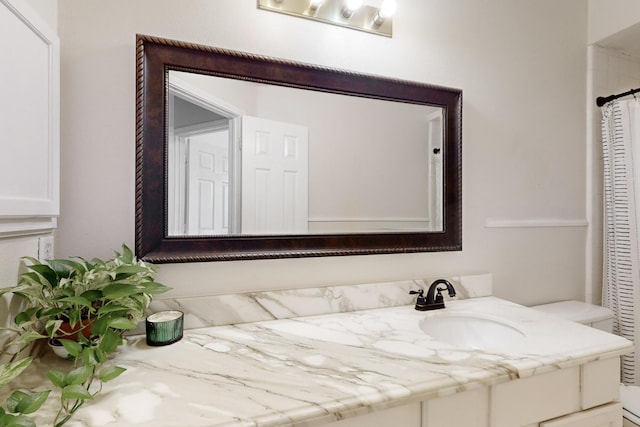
xmin=597 ymin=87 xmax=640 ymax=107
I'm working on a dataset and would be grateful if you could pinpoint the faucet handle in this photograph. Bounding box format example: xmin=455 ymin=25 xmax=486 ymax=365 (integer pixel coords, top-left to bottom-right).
xmin=410 ymin=289 xmax=430 ymax=311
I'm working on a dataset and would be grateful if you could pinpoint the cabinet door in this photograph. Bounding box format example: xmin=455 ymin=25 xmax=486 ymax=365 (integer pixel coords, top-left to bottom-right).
xmin=491 ymin=367 xmax=581 ymax=427
xmin=582 ymin=357 xmax=621 ymax=409
xmin=422 ymin=387 xmax=489 ymax=427
xmin=539 ymin=402 xmax=622 ymax=427
xmin=0 ymin=0 xmax=59 ymax=237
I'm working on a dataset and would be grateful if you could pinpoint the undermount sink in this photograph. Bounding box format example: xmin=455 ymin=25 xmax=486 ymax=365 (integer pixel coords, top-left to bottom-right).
xmin=419 ymin=312 xmax=526 ymax=349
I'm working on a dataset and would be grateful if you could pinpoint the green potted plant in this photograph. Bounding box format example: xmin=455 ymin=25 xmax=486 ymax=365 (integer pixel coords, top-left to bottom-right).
xmin=0 ymin=244 xmax=170 ymax=426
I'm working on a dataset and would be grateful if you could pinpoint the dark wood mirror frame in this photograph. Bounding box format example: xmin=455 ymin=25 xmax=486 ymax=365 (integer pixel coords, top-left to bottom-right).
xmin=135 ymin=34 xmax=462 ymax=263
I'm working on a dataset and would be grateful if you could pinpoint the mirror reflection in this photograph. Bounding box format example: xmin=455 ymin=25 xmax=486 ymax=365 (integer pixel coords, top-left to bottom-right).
xmin=168 ymin=71 xmax=444 ymax=237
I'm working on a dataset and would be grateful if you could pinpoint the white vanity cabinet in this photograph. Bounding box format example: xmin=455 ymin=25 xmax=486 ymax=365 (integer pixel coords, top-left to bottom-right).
xmin=326 ymin=356 xmax=622 ymax=427
xmin=0 ymin=0 xmax=59 ymax=237
xmin=539 ymin=403 xmax=622 ymax=427
xmin=421 ymin=357 xmax=622 ymax=427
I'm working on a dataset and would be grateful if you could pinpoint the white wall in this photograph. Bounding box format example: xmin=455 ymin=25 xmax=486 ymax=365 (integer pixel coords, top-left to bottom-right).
xmin=23 ymin=0 xmax=55 ymax=30
xmin=56 ymin=0 xmax=588 ymax=306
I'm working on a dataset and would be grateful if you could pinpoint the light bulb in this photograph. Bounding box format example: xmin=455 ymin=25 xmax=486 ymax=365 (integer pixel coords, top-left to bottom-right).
xmin=344 ymin=0 xmax=363 ymax=11
xmin=378 ymin=0 xmax=397 ymax=19
xmin=373 ymin=0 xmax=396 ymax=26
xmin=309 ymin=0 xmax=324 ymax=10
xmin=342 ymin=0 xmax=362 ymax=18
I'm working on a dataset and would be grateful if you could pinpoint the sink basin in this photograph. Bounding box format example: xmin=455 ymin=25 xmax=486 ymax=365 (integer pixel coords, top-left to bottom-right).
xmin=419 ymin=312 xmax=525 ymax=349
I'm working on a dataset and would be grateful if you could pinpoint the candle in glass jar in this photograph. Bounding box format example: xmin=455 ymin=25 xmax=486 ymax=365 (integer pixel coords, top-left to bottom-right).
xmin=145 ymin=310 xmax=184 ymax=346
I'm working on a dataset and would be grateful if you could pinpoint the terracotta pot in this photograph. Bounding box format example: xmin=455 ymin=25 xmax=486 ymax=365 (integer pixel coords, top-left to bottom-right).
xmin=57 ymin=319 xmax=93 ymax=341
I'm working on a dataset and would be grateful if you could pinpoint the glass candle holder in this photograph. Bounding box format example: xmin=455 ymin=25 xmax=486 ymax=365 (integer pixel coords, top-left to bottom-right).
xmin=145 ymin=310 xmax=184 ymax=346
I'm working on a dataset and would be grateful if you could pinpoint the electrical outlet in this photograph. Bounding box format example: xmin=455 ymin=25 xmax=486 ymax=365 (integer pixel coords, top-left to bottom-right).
xmin=38 ymin=236 xmax=54 ymax=260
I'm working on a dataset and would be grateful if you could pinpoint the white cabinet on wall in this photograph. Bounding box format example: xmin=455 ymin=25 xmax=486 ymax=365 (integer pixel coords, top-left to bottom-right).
xmin=0 ymin=0 xmax=59 ymax=237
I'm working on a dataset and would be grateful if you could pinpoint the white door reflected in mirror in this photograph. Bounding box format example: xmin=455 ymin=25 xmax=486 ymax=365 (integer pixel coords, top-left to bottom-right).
xmin=242 ymin=115 xmax=309 ymax=235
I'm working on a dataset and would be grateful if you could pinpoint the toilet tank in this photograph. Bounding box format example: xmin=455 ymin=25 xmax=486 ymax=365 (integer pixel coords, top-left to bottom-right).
xmin=531 ymin=300 xmax=614 ymax=333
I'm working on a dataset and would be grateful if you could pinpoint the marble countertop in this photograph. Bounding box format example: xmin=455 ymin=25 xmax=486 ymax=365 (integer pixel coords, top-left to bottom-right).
xmin=8 ymin=296 xmax=633 ymax=427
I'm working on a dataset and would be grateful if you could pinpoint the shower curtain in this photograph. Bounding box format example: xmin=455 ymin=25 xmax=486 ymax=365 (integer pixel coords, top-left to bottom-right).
xmin=602 ymin=98 xmax=640 ymax=385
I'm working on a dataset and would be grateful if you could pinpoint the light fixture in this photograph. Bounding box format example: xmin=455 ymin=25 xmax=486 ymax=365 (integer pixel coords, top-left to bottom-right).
xmin=342 ymin=0 xmax=363 ymax=18
xmin=309 ymin=0 xmax=324 ymax=10
xmin=373 ymin=0 xmax=396 ymax=26
xmin=257 ymin=0 xmax=395 ymax=37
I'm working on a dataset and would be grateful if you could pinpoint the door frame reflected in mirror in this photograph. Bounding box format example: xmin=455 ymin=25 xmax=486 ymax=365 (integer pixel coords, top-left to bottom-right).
xmin=167 ymin=74 xmax=243 ymax=236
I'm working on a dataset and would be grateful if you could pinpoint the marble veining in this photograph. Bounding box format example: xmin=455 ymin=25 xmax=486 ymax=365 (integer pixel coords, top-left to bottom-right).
xmin=5 ymin=295 xmax=632 ymax=427
xmin=149 ymin=274 xmax=494 ymax=330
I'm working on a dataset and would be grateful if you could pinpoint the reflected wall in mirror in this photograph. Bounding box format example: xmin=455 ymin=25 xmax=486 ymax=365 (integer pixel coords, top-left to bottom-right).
xmin=136 ymin=35 xmax=462 ymax=262
xmin=167 ymin=70 xmax=445 ymax=237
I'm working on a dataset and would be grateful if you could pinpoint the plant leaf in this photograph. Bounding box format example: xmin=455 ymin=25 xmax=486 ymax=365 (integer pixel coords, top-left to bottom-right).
xmin=46 ymin=260 xmax=74 ymax=280
xmin=81 ymin=348 xmax=98 ymax=366
xmin=14 ymin=390 xmax=50 ymax=415
xmin=94 ymin=348 xmax=107 ymax=364
xmin=65 ymin=366 xmax=93 ymax=385
xmin=0 ymin=359 xmax=32 ymax=388
xmin=114 ymin=265 xmax=149 ymax=275
xmin=90 ymin=315 xmax=110 ymax=336
xmin=59 ymin=339 xmax=82 ymax=358
xmin=55 ymin=296 xmax=92 ymax=308
xmin=51 ymin=259 xmax=87 ymax=275
xmin=121 ymin=244 xmax=134 ymax=260
xmin=14 ymin=307 xmax=38 ymax=326
xmin=14 ymin=331 xmax=46 ymax=345
xmin=6 ymin=391 xmax=27 ymax=413
xmin=102 ymin=284 xmax=139 ymax=299
xmin=99 ymin=366 xmax=126 ymax=382
xmin=0 ymin=413 xmax=37 ymax=427
xmin=13 ymin=312 xmax=29 ymax=325
xmin=47 ymin=370 xmax=67 ymax=388
xmin=141 ymin=282 xmax=171 ymax=295
xmin=39 ymin=307 xmax=66 ymax=319
xmin=96 ymin=304 xmax=128 ymax=316
xmin=61 ymin=384 xmax=93 ymax=401
xmin=45 ymin=319 xmax=63 ymax=338
xmin=107 ymin=317 xmax=137 ymax=330
xmin=98 ymin=329 xmax=122 ymax=353
xmin=24 ymin=263 xmax=58 ymax=288
xmin=80 ymin=290 xmax=103 ymax=303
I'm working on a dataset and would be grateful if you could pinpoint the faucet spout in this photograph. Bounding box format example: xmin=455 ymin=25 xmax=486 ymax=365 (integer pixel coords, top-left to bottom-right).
xmin=426 ymin=279 xmax=456 ymax=305
xmin=409 ymin=279 xmax=456 ymax=311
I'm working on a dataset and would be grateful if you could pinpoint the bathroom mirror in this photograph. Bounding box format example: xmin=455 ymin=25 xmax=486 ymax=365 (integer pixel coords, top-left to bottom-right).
xmin=136 ymin=35 xmax=462 ymax=262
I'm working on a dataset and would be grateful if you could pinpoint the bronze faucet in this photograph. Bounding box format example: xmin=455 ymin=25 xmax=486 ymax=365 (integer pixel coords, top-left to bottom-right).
xmin=410 ymin=279 xmax=456 ymax=311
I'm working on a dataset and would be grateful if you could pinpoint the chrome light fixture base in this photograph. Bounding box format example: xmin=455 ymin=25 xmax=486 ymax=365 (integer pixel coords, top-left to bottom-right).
xmin=257 ymin=0 xmax=393 ymax=37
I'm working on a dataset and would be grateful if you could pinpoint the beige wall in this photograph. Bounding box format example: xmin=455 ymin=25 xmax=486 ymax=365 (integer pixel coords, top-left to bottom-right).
xmin=588 ymin=0 xmax=640 ymax=44
xmin=55 ymin=0 xmax=589 ymax=306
